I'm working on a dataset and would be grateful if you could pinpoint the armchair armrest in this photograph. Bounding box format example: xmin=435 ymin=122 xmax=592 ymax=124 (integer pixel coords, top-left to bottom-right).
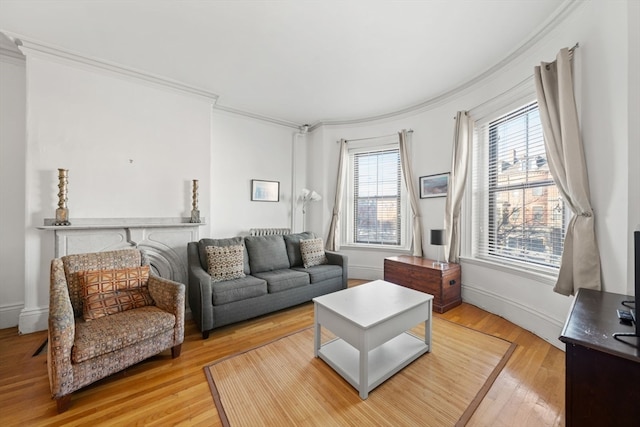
xmin=48 ymin=258 xmax=75 ymax=398
xmin=148 ymin=275 xmax=185 ymax=344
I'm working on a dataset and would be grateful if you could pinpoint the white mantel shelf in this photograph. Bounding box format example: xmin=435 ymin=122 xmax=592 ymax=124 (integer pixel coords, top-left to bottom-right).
xmin=37 ymin=217 xmax=206 ymax=230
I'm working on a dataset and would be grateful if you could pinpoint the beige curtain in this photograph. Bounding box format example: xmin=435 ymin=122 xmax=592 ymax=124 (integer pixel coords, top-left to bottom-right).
xmin=444 ymin=112 xmax=472 ymax=263
xmin=534 ymin=47 xmax=601 ymax=296
xmin=399 ymin=130 xmax=424 ymax=256
xmin=326 ymin=139 xmax=347 ymax=251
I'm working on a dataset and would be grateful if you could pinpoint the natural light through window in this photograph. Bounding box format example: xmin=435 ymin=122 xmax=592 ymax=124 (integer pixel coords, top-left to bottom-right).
xmin=343 ymin=138 xmax=409 ymax=249
xmin=472 ymin=102 xmax=566 ymax=270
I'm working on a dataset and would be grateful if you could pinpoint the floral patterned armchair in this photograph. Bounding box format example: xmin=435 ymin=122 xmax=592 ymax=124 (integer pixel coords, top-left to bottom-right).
xmin=47 ymin=249 xmax=185 ymax=412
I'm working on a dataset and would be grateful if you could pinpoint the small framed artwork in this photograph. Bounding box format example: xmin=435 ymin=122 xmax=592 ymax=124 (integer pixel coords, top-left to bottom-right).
xmin=251 ymin=179 xmax=280 ymax=202
xmin=420 ymin=173 xmax=449 ymax=199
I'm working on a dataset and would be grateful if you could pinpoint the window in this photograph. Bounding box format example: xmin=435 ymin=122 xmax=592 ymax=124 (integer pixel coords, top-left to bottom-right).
xmin=471 ymin=102 xmax=566 ymax=270
xmin=342 ymin=138 xmax=410 ymax=248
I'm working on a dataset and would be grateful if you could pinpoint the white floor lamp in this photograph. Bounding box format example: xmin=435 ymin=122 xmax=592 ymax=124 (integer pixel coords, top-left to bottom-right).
xmin=300 ymin=188 xmax=321 ymax=232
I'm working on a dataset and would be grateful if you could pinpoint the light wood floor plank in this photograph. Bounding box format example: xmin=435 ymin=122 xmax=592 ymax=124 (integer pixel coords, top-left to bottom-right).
xmin=0 ymin=280 xmax=564 ymax=426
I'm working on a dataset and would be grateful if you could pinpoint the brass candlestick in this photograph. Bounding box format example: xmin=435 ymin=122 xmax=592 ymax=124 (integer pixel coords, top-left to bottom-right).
xmin=190 ymin=179 xmax=200 ymax=223
xmin=54 ymin=168 xmax=71 ymax=226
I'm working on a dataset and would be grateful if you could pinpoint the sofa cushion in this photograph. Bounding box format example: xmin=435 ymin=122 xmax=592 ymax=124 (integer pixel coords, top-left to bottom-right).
xmin=300 ymin=238 xmax=328 ymax=268
xmin=244 ymin=235 xmax=290 ymax=273
xmin=283 ymin=231 xmax=316 ymax=267
xmin=253 ymin=269 xmax=310 ymax=293
xmin=199 ymin=237 xmax=250 ymax=275
xmin=80 ymin=266 xmax=154 ymax=321
xmin=72 ymin=306 xmax=175 ymax=363
xmin=292 ymin=264 xmax=343 ymax=284
xmin=212 ymin=275 xmax=267 ymax=305
xmin=206 ymin=245 xmax=246 ymax=283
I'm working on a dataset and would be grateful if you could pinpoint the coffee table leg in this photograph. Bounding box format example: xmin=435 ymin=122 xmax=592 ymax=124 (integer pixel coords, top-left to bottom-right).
xmin=314 ymin=304 xmax=320 ymax=357
xmin=424 ymin=299 xmax=432 ymax=351
xmin=359 ymin=336 xmax=369 ymax=399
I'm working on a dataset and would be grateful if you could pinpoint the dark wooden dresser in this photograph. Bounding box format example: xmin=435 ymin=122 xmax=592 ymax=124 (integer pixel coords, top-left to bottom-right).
xmin=383 ymin=255 xmax=461 ymax=313
xmin=559 ymin=288 xmax=640 ymax=426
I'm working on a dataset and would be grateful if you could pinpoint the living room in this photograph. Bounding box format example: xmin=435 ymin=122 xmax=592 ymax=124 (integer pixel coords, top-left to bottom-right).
xmin=0 ymin=0 xmax=638 ymax=425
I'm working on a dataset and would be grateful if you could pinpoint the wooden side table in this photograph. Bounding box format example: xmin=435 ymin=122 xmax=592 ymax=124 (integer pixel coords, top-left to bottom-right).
xmin=559 ymin=289 xmax=640 ymax=426
xmin=383 ymin=255 xmax=461 ymax=313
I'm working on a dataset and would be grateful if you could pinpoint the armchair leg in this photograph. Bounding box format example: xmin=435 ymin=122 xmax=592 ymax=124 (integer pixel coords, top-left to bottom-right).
xmin=171 ymin=344 xmax=182 ymax=358
xmin=202 ymin=330 xmax=210 ymax=340
xmin=56 ymin=394 xmax=72 ymax=413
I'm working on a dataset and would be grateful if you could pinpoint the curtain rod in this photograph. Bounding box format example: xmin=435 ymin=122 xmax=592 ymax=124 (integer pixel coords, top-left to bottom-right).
xmin=465 ymin=42 xmax=580 ymax=119
xmin=340 ymin=129 xmax=413 ymax=143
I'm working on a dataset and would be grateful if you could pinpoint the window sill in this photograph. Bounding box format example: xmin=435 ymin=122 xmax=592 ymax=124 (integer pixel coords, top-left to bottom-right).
xmin=459 ymin=256 xmax=558 ymax=287
xmin=339 ymin=244 xmax=412 ymax=254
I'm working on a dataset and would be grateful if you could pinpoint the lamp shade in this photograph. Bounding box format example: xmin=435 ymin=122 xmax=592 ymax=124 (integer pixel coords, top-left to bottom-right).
xmin=430 ymin=229 xmax=446 ymax=246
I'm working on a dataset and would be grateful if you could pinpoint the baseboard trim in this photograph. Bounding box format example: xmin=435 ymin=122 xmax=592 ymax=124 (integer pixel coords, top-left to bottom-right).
xmin=348 ymin=265 xmax=383 ymax=281
xmin=462 ymin=284 xmax=566 ymax=350
xmin=18 ymin=306 xmax=49 ymax=334
xmin=0 ymin=302 xmax=24 ymax=329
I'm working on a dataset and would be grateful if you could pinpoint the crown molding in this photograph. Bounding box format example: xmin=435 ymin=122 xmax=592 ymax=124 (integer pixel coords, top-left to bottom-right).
xmin=213 ymin=104 xmax=302 ymax=130
xmin=309 ymin=0 xmax=582 ymax=131
xmin=0 ymin=0 xmax=581 ymax=129
xmin=0 ymin=47 xmax=25 ymax=66
xmin=1 ymin=31 xmax=219 ymax=103
xmin=0 ymin=45 xmax=25 ymax=62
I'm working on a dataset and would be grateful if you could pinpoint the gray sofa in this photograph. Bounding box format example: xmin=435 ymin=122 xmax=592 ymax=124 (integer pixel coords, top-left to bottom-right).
xmin=187 ymin=232 xmax=348 ymax=339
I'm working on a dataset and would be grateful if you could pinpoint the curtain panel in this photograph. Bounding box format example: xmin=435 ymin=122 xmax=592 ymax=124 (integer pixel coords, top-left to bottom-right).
xmin=444 ymin=112 xmax=472 ymax=263
xmin=399 ymin=129 xmax=424 ymax=256
xmin=534 ymin=47 xmax=602 ymax=296
xmin=326 ymin=139 xmax=347 ymax=251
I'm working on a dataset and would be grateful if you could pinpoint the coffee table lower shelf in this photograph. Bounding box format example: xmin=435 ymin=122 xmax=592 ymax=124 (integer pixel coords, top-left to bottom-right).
xmin=318 ymin=332 xmax=429 ymax=398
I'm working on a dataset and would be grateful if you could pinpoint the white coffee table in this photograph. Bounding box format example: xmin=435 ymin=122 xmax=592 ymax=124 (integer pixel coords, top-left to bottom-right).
xmin=313 ymin=279 xmax=433 ymax=399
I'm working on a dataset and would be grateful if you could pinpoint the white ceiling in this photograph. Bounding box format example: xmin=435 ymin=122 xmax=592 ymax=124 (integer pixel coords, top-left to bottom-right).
xmin=0 ymin=0 xmax=568 ymax=126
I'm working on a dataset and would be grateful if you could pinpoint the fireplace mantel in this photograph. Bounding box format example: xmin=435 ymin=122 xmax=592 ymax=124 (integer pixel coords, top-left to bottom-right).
xmin=38 ymin=217 xmax=205 ymax=230
xmin=38 ymin=217 xmax=205 ymax=285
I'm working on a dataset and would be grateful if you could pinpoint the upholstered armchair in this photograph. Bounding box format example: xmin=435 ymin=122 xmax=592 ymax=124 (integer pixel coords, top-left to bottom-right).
xmin=47 ymin=249 xmax=185 ymax=413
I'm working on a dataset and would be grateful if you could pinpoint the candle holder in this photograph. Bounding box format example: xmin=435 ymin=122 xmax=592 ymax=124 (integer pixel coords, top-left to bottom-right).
xmin=54 ymin=168 xmax=71 ymax=226
xmin=190 ymin=179 xmax=201 ymax=223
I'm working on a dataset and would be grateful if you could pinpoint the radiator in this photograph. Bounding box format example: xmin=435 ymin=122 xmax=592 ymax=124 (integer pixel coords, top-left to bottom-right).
xmin=249 ymin=228 xmax=291 ymax=236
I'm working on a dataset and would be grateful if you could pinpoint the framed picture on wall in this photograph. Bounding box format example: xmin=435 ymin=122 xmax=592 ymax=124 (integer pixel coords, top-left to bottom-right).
xmin=419 ymin=173 xmax=449 ymax=198
xmin=251 ymin=179 xmax=280 ymax=202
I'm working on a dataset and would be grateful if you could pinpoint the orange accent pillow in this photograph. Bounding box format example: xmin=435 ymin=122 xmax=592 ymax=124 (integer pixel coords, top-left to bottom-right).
xmin=80 ymin=266 xmax=154 ymax=321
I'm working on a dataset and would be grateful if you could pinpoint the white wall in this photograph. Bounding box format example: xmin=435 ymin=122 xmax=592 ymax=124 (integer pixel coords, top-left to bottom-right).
xmin=0 ymin=50 xmax=26 ymax=329
xmin=16 ymin=50 xmax=214 ymax=332
xmin=0 ymin=0 xmax=637 ymax=342
xmin=209 ymin=110 xmax=302 ymax=237
xmin=309 ymin=0 xmax=639 ymax=348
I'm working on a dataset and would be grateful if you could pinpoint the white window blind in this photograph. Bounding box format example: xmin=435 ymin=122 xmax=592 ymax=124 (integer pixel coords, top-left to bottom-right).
xmin=471 ymin=102 xmax=566 ymax=270
xmin=353 ymin=148 xmax=402 ymax=245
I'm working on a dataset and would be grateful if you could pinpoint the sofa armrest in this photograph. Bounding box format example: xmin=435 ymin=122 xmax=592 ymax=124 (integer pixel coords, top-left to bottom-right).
xmin=187 ymin=242 xmax=214 ymax=334
xmin=148 ymin=275 xmax=185 ymax=344
xmin=48 ymin=258 xmax=76 ymax=398
xmin=325 ymin=250 xmax=348 ymax=288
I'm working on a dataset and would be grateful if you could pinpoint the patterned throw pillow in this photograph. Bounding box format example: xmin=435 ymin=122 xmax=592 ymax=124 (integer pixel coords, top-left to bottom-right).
xmin=206 ymin=245 xmax=246 ymax=282
xmin=300 ymin=238 xmax=328 ymax=268
xmin=80 ymin=266 xmax=154 ymax=321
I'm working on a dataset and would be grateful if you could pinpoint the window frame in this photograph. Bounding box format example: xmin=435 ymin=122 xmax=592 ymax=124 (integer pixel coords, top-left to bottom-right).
xmin=340 ymin=137 xmax=412 ymax=251
xmin=465 ymin=98 xmax=568 ymax=279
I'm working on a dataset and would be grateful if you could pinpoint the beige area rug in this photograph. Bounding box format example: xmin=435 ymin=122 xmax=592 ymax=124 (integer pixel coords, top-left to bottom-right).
xmin=205 ymin=318 xmax=516 ymax=427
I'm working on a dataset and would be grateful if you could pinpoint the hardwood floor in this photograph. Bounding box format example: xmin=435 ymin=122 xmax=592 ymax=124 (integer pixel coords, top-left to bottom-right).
xmin=0 ymin=280 xmax=565 ymax=426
